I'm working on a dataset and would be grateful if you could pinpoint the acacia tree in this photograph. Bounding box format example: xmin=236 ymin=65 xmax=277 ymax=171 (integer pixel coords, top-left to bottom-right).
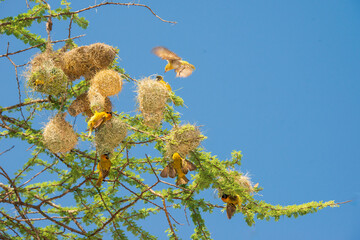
xmin=0 ymin=1 xmax=347 ymax=239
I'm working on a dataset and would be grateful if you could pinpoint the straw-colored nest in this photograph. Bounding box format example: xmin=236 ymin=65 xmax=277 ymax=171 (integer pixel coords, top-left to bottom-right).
xmin=30 ymin=50 xmax=63 ymax=71
xmin=87 ymin=43 xmax=117 ymax=70
xmin=137 ymin=77 xmax=170 ymax=113
xmin=60 ymin=43 xmax=116 ymax=81
xmin=237 ymin=174 xmax=255 ymax=193
xmin=217 ymin=171 xmax=256 ymax=196
xmin=95 ymin=117 xmax=127 ymax=155
xmin=165 ymin=124 xmax=205 ymax=158
xmin=88 ymin=88 xmax=113 ymax=114
xmin=27 ymin=61 xmax=68 ymax=96
xmin=68 ymin=92 xmax=112 ymax=117
xmin=43 ymin=113 xmax=78 ymax=153
xmin=142 ymin=111 xmax=164 ymax=128
xmin=90 ymin=69 xmax=122 ymax=97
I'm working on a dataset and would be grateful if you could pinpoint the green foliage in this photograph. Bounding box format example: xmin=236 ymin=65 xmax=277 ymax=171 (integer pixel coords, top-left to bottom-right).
xmin=0 ymin=1 xmax=341 ymax=240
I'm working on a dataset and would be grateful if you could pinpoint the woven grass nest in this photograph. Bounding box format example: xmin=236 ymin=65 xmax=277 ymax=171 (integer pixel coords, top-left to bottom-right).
xmin=43 ymin=113 xmax=78 ymax=153
xmin=90 ymin=69 xmax=123 ymax=97
xmin=217 ymin=170 xmax=256 ymax=197
xmin=60 ymin=43 xmax=116 ymax=81
xmin=68 ymin=92 xmax=112 ymax=117
xmin=137 ymin=77 xmax=170 ymax=128
xmin=95 ymin=117 xmax=127 ymax=156
xmin=165 ymin=124 xmax=205 ymax=158
xmin=27 ymin=61 xmax=69 ymax=96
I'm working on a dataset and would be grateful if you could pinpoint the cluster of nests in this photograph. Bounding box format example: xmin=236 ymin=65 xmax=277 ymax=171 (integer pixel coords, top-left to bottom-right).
xmin=37 ymin=43 xmax=126 ymax=154
xmin=36 ymin=42 xmax=204 ymax=160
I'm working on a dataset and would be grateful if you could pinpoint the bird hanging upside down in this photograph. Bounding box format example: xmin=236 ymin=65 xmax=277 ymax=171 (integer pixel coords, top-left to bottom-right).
xmin=152 ymin=46 xmax=195 ymax=78
xmin=96 ymin=153 xmax=112 ymax=187
xmin=160 ymin=152 xmax=197 ymax=185
xmin=221 ymin=194 xmax=242 ymax=219
xmin=87 ymin=111 xmax=112 ymax=137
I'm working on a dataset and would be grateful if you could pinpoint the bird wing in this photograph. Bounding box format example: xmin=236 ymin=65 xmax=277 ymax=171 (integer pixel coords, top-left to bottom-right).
xmin=93 ymin=116 xmax=106 ymax=129
xmin=182 ymin=160 xmax=197 ymax=174
xmin=226 ymin=203 xmax=237 ymax=219
xmin=175 ymin=64 xmax=194 ymax=78
xmin=160 ymin=165 xmax=170 ymax=178
xmin=152 ymin=46 xmax=181 ymax=61
xmin=168 ymin=165 xmax=177 ymax=178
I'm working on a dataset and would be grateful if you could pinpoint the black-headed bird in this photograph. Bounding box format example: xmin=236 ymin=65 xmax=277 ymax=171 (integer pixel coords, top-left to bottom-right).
xmin=221 ymin=194 xmax=242 ymax=219
xmin=87 ymin=111 xmax=112 ymax=137
xmin=160 ymin=152 xmax=196 ymax=185
xmin=156 ymin=75 xmax=172 ymax=92
xmin=152 ymin=46 xmax=195 ymax=78
xmin=96 ymin=153 xmax=112 ymax=187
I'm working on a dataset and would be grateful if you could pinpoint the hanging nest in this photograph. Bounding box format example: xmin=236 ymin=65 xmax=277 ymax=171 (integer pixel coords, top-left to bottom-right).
xmin=90 ymin=69 xmax=123 ymax=97
xmin=68 ymin=92 xmax=112 ymax=117
xmin=142 ymin=111 xmax=164 ymax=128
xmin=87 ymin=43 xmax=117 ymax=71
xmin=27 ymin=61 xmax=69 ymax=96
xmin=165 ymin=124 xmax=205 ymax=158
xmin=95 ymin=117 xmax=127 ymax=156
xmin=87 ymin=88 xmax=113 ymax=114
xmin=60 ymin=43 xmax=116 ymax=81
xmin=30 ymin=49 xmax=63 ymax=71
xmin=43 ymin=113 xmax=78 ymax=153
xmin=137 ymin=77 xmax=170 ymax=128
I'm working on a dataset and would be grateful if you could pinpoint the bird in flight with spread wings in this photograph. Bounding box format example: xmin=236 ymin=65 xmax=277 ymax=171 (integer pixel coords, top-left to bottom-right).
xmin=152 ymin=46 xmax=195 ymax=78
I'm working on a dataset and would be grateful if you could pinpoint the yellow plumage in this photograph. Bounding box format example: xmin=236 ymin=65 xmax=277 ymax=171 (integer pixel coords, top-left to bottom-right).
xmin=87 ymin=111 xmax=112 ymax=137
xmin=156 ymin=75 xmax=172 ymax=92
xmin=160 ymin=152 xmax=196 ymax=185
xmin=221 ymin=194 xmax=242 ymax=219
xmin=152 ymin=46 xmax=195 ymax=78
xmin=96 ymin=153 xmax=112 ymax=187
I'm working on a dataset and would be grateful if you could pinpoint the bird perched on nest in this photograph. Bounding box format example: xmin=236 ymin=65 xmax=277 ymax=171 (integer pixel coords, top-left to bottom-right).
xmin=152 ymin=46 xmax=195 ymax=78
xmin=221 ymin=194 xmax=242 ymax=219
xmin=87 ymin=111 xmax=112 ymax=137
xmin=156 ymin=75 xmax=172 ymax=92
xmin=160 ymin=152 xmax=197 ymax=185
xmin=96 ymin=153 xmax=112 ymax=187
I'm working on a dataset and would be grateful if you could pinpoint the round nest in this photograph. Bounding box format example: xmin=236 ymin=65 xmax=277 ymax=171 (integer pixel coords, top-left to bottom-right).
xmin=30 ymin=49 xmax=63 ymax=71
xmin=137 ymin=77 xmax=169 ymax=113
xmin=60 ymin=43 xmax=116 ymax=81
xmin=27 ymin=61 xmax=68 ymax=96
xmin=95 ymin=117 xmax=127 ymax=156
xmin=90 ymin=69 xmax=122 ymax=97
xmin=88 ymin=88 xmax=113 ymax=114
xmin=60 ymin=46 xmax=91 ymax=81
xmin=237 ymin=173 xmax=255 ymax=193
xmin=142 ymin=110 xmax=164 ymax=128
xmin=43 ymin=113 xmax=78 ymax=153
xmin=87 ymin=43 xmax=117 ymax=71
xmin=165 ymin=124 xmax=205 ymax=158
xmin=68 ymin=92 xmax=112 ymax=117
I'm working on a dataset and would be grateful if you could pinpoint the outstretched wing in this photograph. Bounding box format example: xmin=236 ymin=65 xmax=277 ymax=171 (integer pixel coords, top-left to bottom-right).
xmin=152 ymin=46 xmax=181 ymax=61
xmin=182 ymin=160 xmax=197 ymax=174
xmin=175 ymin=64 xmax=194 ymax=78
xmin=160 ymin=164 xmax=177 ymax=178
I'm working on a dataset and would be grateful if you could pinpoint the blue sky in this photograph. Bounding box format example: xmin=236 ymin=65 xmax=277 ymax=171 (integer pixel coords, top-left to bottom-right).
xmin=1 ymin=0 xmax=360 ymax=239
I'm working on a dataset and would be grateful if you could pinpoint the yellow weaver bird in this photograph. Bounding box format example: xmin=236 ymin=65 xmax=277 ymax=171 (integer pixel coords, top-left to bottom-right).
xmin=96 ymin=153 xmax=112 ymax=187
xmin=87 ymin=111 xmax=112 ymax=137
xmin=160 ymin=152 xmax=196 ymax=185
xmin=221 ymin=194 xmax=242 ymax=219
xmin=34 ymin=79 xmax=45 ymax=86
xmin=156 ymin=75 xmax=172 ymax=92
xmin=152 ymin=46 xmax=195 ymax=78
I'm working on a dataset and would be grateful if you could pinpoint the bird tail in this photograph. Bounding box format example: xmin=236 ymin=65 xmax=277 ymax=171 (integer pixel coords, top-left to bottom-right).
xmin=176 ymin=175 xmax=189 ymax=185
xmin=96 ymin=176 xmax=103 ymax=187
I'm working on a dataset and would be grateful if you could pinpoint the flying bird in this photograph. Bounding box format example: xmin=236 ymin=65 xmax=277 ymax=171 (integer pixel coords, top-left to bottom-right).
xmin=160 ymin=152 xmax=197 ymax=185
xmin=152 ymin=46 xmax=195 ymax=78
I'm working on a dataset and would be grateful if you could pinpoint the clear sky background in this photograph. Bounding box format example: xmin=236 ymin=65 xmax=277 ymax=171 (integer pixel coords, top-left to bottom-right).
xmin=1 ymin=1 xmax=360 ymax=239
